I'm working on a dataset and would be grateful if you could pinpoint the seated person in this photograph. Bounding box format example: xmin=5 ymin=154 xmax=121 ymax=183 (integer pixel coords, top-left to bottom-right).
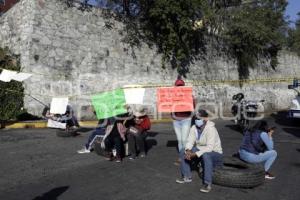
xmin=43 ymin=105 xmax=79 ymax=129
xmin=127 ymin=107 xmax=151 ymax=159
xmin=77 ymin=118 xmax=108 ymax=154
xmin=239 ymin=120 xmax=277 ymax=179
xmin=101 ymin=107 xmax=133 ymax=163
xmin=176 ymin=109 xmax=223 ymax=193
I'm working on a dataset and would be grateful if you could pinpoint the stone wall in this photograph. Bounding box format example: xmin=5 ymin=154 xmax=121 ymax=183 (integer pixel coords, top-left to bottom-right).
xmin=0 ymin=0 xmax=300 ymax=120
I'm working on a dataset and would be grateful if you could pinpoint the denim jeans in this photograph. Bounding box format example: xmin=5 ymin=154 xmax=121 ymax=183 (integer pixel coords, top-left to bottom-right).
xmin=85 ymin=127 xmax=106 ymax=150
xmin=239 ymin=149 xmax=277 ymax=172
xmin=179 ymin=147 xmax=223 ymax=184
xmin=173 ymin=118 xmax=192 ymax=151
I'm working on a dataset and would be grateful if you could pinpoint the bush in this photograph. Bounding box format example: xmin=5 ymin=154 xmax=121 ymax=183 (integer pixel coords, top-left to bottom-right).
xmin=0 ymin=47 xmax=24 ymax=128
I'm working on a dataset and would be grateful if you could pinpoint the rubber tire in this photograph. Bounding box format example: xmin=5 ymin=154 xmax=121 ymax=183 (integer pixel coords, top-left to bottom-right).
xmin=56 ymin=129 xmax=77 ymax=137
xmin=93 ymin=137 xmax=106 ymax=156
xmin=212 ymin=157 xmax=265 ymax=188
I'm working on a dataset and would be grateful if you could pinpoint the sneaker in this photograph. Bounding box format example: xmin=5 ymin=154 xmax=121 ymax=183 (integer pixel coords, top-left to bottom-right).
xmin=77 ymin=147 xmax=90 ymax=154
xmin=174 ymin=158 xmax=181 ymax=166
xmin=265 ymin=172 xmax=275 ymax=180
xmin=129 ymin=156 xmax=136 ymax=160
xmin=104 ymin=152 xmax=113 ymax=161
xmin=115 ymin=156 xmax=122 ymax=163
xmin=175 ymin=177 xmax=192 ymax=184
xmin=200 ymin=184 xmax=212 ymax=193
xmin=139 ymin=153 xmax=146 ymax=158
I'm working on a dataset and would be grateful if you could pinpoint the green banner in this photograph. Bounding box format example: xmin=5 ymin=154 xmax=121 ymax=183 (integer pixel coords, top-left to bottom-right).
xmin=91 ymin=89 xmax=127 ymax=119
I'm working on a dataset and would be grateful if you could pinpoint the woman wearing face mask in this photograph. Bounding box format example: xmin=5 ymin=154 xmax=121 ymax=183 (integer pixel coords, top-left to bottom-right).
xmin=176 ymin=109 xmax=223 ymax=193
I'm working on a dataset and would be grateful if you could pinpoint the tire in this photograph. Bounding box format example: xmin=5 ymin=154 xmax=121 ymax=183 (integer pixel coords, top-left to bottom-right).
xmin=212 ymin=157 xmax=265 ymax=188
xmin=56 ymin=129 xmax=77 ymax=137
xmin=93 ymin=137 xmax=106 ymax=156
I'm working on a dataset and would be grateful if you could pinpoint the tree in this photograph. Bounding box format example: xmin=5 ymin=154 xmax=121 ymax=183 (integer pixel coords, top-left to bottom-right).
xmin=0 ymin=47 xmax=24 ymax=128
xmin=222 ymin=0 xmax=288 ymax=79
xmin=287 ymin=12 xmax=300 ymax=56
xmin=137 ymin=0 xmax=288 ymax=78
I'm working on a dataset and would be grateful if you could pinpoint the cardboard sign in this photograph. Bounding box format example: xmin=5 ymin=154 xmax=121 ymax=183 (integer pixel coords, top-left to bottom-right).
xmin=92 ymin=89 xmax=127 ymax=119
xmin=157 ymin=87 xmax=193 ymax=113
xmin=47 ymin=119 xmax=66 ymax=129
xmin=50 ymin=97 xmax=69 ymax=114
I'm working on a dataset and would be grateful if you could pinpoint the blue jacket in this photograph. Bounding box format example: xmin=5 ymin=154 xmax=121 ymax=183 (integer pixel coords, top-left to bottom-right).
xmin=240 ymin=130 xmax=268 ymax=155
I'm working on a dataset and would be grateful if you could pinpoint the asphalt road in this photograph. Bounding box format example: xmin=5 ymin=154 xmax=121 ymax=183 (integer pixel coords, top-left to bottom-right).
xmin=0 ymin=116 xmax=299 ymax=200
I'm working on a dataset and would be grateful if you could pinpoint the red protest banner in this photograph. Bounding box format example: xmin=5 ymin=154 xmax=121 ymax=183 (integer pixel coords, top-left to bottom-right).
xmin=157 ymin=87 xmax=194 ymax=113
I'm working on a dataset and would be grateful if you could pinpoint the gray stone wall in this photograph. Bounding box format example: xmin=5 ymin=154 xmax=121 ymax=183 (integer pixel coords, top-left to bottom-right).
xmin=0 ymin=0 xmax=300 ymax=120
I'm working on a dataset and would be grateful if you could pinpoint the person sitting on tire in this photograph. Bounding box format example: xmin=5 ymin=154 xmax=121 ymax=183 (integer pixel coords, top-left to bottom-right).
xmin=176 ymin=109 xmax=223 ymax=193
xmin=127 ymin=107 xmax=151 ymax=160
xmin=77 ymin=118 xmax=108 ymax=154
xmin=239 ymin=120 xmax=277 ymax=180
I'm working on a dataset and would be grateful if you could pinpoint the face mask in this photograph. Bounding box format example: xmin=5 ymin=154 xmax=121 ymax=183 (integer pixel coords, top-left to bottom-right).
xmin=195 ymin=119 xmax=204 ymax=128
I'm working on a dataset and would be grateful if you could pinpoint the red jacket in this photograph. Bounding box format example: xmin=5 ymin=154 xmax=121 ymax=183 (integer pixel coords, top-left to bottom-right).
xmin=135 ymin=116 xmax=151 ymax=132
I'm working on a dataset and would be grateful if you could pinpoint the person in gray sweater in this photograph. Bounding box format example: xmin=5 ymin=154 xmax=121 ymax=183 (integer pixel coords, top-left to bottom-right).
xmin=176 ymin=109 xmax=223 ymax=193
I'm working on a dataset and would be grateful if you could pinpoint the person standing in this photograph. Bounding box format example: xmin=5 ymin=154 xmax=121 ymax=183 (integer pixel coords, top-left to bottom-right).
xmin=172 ymin=75 xmax=193 ymax=165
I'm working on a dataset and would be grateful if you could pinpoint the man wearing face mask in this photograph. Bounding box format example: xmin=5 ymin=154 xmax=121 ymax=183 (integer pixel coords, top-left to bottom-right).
xmin=176 ymin=109 xmax=223 ymax=193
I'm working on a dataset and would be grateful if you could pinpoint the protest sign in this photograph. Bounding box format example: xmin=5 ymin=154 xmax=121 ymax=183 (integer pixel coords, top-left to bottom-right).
xmin=50 ymin=97 xmax=69 ymax=114
xmin=157 ymin=86 xmax=193 ymax=113
xmin=124 ymin=88 xmax=145 ymax=104
xmin=92 ymin=89 xmax=127 ymax=119
xmin=47 ymin=119 xmax=66 ymax=129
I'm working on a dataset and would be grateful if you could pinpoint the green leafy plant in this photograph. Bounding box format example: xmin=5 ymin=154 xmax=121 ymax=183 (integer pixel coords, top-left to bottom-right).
xmin=0 ymin=47 xmax=24 ymax=128
xmin=287 ymin=12 xmax=300 ymax=56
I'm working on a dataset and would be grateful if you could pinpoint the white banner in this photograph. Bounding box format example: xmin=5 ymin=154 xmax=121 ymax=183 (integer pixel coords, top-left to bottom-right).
xmin=50 ymin=97 xmax=69 ymax=114
xmin=124 ymin=88 xmax=145 ymax=105
xmin=12 ymin=72 xmax=32 ymax=81
xmin=0 ymin=69 xmax=17 ymax=82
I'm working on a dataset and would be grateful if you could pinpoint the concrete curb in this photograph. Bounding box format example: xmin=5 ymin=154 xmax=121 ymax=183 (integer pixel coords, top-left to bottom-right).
xmin=4 ymin=119 xmax=173 ymax=129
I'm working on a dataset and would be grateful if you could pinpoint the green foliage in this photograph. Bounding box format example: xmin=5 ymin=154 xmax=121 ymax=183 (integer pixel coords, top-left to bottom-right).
xmin=0 ymin=47 xmax=24 ymax=127
xmin=136 ymin=0 xmax=288 ymax=78
xmin=287 ymin=12 xmax=300 ymax=56
xmin=222 ymin=0 xmax=288 ymax=79
xmin=139 ymin=0 xmax=211 ymax=74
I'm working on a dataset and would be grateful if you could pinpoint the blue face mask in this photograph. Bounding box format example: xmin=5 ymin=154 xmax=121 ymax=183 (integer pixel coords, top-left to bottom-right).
xmin=195 ymin=119 xmax=204 ymax=128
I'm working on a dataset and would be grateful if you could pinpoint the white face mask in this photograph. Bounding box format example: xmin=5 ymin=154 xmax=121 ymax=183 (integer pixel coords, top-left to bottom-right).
xmin=195 ymin=119 xmax=204 ymax=128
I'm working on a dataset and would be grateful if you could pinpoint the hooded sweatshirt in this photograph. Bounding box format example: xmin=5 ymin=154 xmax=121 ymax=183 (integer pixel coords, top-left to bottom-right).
xmin=185 ymin=121 xmax=223 ymax=157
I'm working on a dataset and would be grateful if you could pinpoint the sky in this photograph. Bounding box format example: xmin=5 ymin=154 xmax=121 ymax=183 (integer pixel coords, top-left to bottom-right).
xmin=286 ymin=0 xmax=300 ymax=27
xmin=88 ymin=0 xmax=300 ymax=27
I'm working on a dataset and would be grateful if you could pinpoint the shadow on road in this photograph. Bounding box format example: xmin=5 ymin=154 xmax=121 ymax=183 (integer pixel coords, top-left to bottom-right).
xmin=166 ymin=140 xmax=178 ymax=148
xmin=225 ymin=124 xmax=243 ymax=135
xmin=147 ymin=131 xmax=158 ymax=137
xmin=76 ymin=127 xmax=94 ymax=133
xmin=282 ymin=128 xmax=300 ymax=138
xmin=297 ymin=149 xmax=300 ymax=152
xmin=146 ymin=139 xmax=157 ymax=152
xmin=271 ymin=111 xmax=300 ymax=127
xmin=32 ymin=186 xmax=69 ymax=200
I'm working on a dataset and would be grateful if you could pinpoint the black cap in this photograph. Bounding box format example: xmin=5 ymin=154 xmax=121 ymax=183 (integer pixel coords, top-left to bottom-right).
xmin=197 ymin=109 xmax=209 ymax=117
